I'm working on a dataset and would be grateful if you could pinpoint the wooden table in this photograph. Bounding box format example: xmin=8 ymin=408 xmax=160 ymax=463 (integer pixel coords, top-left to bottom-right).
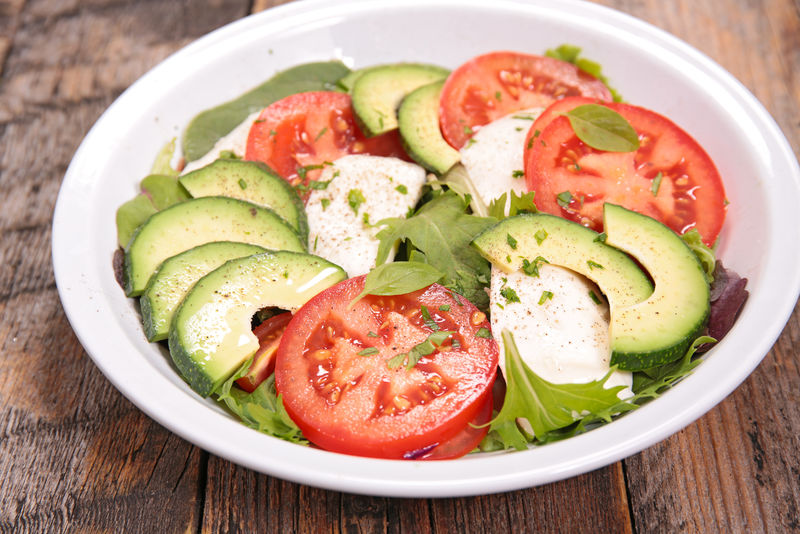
xmin=1 ymin=0 xmax=798 ymax=531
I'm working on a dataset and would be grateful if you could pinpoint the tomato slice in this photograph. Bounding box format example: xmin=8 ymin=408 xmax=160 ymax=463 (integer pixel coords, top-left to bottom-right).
xmin=525 ymin=99 xmax=727 ymax=246
xmin=244 ymin=91 xmax=408 ymax=186
xmin=439 ymin=51 xmax=612 ymax=149
xmin=235 ymin=312 xmax=292 ymax=393
xmin=274 ymin=277 xmax=499 ymax=459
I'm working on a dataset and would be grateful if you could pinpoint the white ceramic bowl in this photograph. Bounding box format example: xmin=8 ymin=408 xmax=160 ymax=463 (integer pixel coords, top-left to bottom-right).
xmin=52 ymin=0 xmax=800 ymax=497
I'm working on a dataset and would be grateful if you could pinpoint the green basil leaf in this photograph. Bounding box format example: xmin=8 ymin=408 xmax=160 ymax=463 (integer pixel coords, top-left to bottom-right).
xmin=564 ymin=104 xmax=639 ymax=152
xmin=349 ymin=261 xmax=444 ymax=307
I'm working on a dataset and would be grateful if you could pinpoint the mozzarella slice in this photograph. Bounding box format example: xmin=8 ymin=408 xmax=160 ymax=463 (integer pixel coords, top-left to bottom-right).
xmin=490 ymin=264 xmax=632 ymax=395
xmin=181 ymin=111 xmax=260 ymax=175
xmin=459 ymin=108 xmax=542 ymax=214
xmin=306 ymin=155 xmax=426 ymax=277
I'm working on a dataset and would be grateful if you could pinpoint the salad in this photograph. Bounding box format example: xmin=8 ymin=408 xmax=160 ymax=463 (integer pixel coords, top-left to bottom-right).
xmin=115 ymin=46 xmax=748 ymax=460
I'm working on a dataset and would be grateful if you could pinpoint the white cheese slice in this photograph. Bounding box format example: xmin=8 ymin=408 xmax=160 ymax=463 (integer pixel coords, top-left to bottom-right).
xmin=306 ymin=155 xmax=426 ymax=277
xmin=459 ymin=108 xmax=543 ymax=214
xmin=490 ymin=264 xmax=632 ymax=396
xmin=181 ymin=111 xmax=260 ymax=175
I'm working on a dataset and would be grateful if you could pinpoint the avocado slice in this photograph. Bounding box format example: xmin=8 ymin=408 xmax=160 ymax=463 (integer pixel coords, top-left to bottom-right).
xmin=603 ymin=204 xmax=710 ymax=370
xmin=351 ymin=63 xmax=449 ymax=136
xmin=123 ymin=196 xmax=305 ymax=297
xmin=398 ymin=80 xmax=460 ymax=175
xmin=168 ymin=251 xmax=347 ymax=396
xmin=179 ymin=159 xmax=308 ymax=240
xmin=472 ymin=212 xmax=653 ymax=312
xmin=140 ymin=241 xmax=268 ymax=342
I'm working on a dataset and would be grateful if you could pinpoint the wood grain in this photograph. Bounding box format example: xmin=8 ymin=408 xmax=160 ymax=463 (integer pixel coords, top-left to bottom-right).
xmin=0 ymin=0 xmax=798 ymax=532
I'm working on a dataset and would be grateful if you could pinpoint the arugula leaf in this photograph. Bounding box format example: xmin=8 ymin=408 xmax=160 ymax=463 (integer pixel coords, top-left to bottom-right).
xmin=375 ymin=192 xmax=495 ymax=309
xmin=350 ymin=261 xmax=444 ymax=306
xmin=487 ymin=190 xmax=537 ymax=220
xmin=564 ymin=104 xmax=640 ymax=152
xmin=546 ymin=44 xmax=624 ymax=102
xmin=216 ymin=359 xmax=307 ymax=444
xmin=435 ymin=163 xmax=492 ymax=217
xmin=488 ymin=330 xmax=628 ymax=449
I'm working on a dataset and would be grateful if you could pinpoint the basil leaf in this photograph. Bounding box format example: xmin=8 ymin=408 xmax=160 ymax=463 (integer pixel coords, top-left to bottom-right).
xmin=564 ymin=104 xmax=639 ymax=152
xmin=375 ymin=192 xmax=495 ymax=309
xmin=350 ymin=261 xmax=444 ymax=306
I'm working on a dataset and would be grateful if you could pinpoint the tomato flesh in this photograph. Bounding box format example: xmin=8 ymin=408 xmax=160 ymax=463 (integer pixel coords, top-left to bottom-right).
xmin=439 ymin=51 xmax=612 ymax=149
xmin=525 ymin=99 xmax=727 ymax=246
xmin=235 ymin=312 xmax=292 ymax=393
xmin=245 ymin=91 xmax=408 ymax=186
xmin=274 ymin=277 xmax=499 ymax=459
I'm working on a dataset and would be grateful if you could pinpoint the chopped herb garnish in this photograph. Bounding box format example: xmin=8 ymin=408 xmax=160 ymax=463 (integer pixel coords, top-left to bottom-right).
xmin=313 ymin=235 xmax=318 ymax=251
xmin=495 ymin=91 xmax=502 ymax=101
xmin=282 ymin=271 xmax=289 ymax=279
xmin=534 ymin=229 xmax=548 ymax=245
xmin=387 ymin=331 xmax=454 ymax=370
xmin=464 ymin=125 xmax=474 ymax=135
xmin=466 ymin=138 xmax=477 ymax=148
xmin=588 ymin=290 xmax=602 ymax=305
xmin=526 ymin=137 xmax=535 ymax=150
xmin=254 ymin=119 xmax=265 ymax=124
xmin=556 ymin=191 xmax=573 ymax=208
xmin=314 ymin=127 xmax=328 ymax=142
xmin=522 ymin=256 xmax=549 ymax=277
xmin=438 ymin=305 xmax=451 ymax=312
xmin=296 ymin=164 xmax=325 ymax=180
xmin=362 ymin=212 xmax=371 ymax=225
xmin=506 ymin=255 xmax=512 ymax=263
xmin=512 ymin=170 xmax=524 ymax=179
xmin=367 ymin=331 xmax=378 ymax=338
xmin=320 ymin=198 xmax=330 ymax=210
xmin=420 ymin=305 xmax=439 ymax=331
xmin=358 ymin=347 xmax=379 ymax=356
xmin=475 ymin=327 xmax=492 ymax=339
xmin=507 ymin=233 xmax=518 ymax=249
xmin=594 ymin=232 xmax=607 ymax=243
xmin=237 ymin=178 xmax=247 ymax=190
xmin=268 ymin=128 xmax=276 ymax=135
xmin=395 ymin=184 xmax=408 ymax=194
xmin=538 ymin=290 xmax=554 ymax=305
xmin=587 ymin=260 xmax=604 ymax=270
xmin=512 ymin=114 xmax=535 ymax=120
xmin=500 ymin=287 xmax=521 ymax=303
xmin=294 ymin=178 xmax=331 ymax=195
xmin=348 ymin=188 xmax=366 ymax=214
xmin=651 ymin=171 xmax=663 ymax=196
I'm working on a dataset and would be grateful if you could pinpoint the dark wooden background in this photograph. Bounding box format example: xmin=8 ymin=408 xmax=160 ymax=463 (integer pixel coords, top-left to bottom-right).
xmin=1 ymin=0 xmax=798 ymax=532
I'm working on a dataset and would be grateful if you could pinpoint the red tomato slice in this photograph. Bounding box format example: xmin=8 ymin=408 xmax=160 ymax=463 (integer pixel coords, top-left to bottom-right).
xmin=274 ymin=277 xmax=499 ymax=459
xmin=245 ymin=91 xmax=408 ymax=186
xmin=439 ymin=51 xmax=612 ymax=149
xmin=525 ymin=99 xmax=727 ymax=246
xmin=235 ymin=312 xmax=292 ymax=393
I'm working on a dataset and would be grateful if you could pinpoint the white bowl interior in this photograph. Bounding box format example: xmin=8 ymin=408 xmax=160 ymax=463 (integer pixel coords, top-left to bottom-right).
xmin=52 ymin=0 xmax=800 ymax=497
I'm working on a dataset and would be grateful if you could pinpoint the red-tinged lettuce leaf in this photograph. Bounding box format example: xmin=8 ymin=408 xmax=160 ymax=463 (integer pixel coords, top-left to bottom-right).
xmin=487 ymin=330 xmax=629 ymax=450
xmin=701 ymin=261 xmax=749 ymax=349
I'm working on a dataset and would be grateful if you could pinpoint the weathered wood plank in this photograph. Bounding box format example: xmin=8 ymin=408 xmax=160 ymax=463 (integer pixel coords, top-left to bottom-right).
xmin=589 ymin=0 xmax=800 ymax=532
xmin=0 ymin=0 xmax=250 ymax=532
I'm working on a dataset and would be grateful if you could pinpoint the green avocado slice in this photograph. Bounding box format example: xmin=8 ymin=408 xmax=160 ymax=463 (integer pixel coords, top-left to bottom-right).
xmin=168 ymin=251 xmax=346 ymax=396
xmin=123 ymin=196 xmax=305 ymax=297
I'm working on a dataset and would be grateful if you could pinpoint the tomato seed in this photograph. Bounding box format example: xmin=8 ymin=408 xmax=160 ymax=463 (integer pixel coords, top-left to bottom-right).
xmin=309 ymin=349 xmax=331 ymax=361
xmin=470 ymin=311 xmax=486 ymax=325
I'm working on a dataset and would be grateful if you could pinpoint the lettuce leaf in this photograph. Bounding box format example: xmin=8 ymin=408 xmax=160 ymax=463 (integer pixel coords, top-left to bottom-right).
xmin=216 ymin=359 xmax=307 ymax=444
xmin=374 ymin=192 xmax=495 ymax=309
xmin=487 ymin=330 xmax=630 ymax=450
